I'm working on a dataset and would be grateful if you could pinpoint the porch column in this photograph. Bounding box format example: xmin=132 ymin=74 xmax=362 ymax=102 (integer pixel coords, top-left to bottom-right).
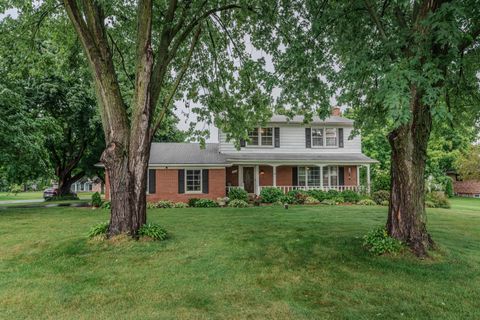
xmin=272 ymin=165 xmax=277 ymax=187
xmin=366 ymin=164 xmax=371 ymax=194
xmin=317 ymin=165 xmax=324 ymax=190
xmin=356 ymin=166 xmax=360 ymax=186
xmin=238 ymin=166 xmax=244 ymax=188
xmin=254 ymin=165 xmax=260 ymax=195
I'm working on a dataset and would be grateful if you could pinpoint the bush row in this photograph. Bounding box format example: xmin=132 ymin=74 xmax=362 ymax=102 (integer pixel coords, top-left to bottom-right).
xmin=259 ymin=188 xmax=363 ymax=204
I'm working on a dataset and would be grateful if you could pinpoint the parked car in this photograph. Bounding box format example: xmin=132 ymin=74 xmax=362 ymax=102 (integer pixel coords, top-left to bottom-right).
xmin=43 ymin=188 xmax=58 ymax=200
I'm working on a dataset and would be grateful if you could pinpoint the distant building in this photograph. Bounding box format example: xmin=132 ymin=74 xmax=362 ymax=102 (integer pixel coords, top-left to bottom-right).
xmin=71 ymin=177 xmax=104 ymax=194
xmin=447 ymin=171 xmax=480 ymax=198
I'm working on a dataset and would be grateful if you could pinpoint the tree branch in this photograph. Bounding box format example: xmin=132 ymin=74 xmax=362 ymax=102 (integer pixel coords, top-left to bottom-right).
xmin=151 ymin=25 xmax=202 ymax=138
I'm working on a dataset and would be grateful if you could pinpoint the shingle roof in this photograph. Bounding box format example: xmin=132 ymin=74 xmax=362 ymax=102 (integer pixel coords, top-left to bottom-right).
xmin=149 ymin=143 xmax=226 ymax=165
xmin=223 ymin=152 xmax=377 ymax=164
xmin=148 ymin=142 xmax=377 ymax=165
xmin=268 ymin=115 xmax=354 ymax=125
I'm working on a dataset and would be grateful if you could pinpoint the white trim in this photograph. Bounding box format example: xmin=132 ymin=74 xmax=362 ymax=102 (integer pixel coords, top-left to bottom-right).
xmin=272 ymin=165 xmax=277 ymax=187
xmin=254 ymin=165 xmax=260 ymax=195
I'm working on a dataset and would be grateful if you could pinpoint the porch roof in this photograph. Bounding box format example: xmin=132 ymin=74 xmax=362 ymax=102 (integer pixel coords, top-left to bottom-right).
xmin=223 ymin=152 xmax=377 ymax=164
xmin=149 ymin=143 xmax=227 ymax=166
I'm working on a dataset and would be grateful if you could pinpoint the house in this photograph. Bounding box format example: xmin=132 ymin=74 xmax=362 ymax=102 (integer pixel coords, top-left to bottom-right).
xmin=447 ymin=171 xmax=480 ymax=198
xmin=71 ymin=176 xmax=104 ymax=193
xmin=105 ymin=108 xmax=377 ymax=202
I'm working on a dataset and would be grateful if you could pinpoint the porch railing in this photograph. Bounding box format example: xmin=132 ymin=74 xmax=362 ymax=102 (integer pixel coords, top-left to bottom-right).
xmin=227 ymin=185 xmax=366 ymax=194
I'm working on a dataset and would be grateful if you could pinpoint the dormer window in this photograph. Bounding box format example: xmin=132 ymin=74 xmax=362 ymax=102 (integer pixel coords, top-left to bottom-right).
xmin=248 ymin=127 xmax=273 ymax=146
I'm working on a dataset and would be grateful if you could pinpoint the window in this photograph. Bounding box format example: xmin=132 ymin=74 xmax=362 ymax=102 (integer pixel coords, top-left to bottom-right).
xmin=325 ymin=128 xmax=337 ymax=146
xmin=312 ymin=128 xmax=324 ymax=146
xmin=248 ymin=127 xmax=273 ymax=146
xmin=298 ymin=167 xmax=321 ymax=186
xmin=186 ymin=169 xmax=202 ymax=193
xmin=261 ymin=128 xmax=273 ymax=146
xmin=311 ymin=128 xmax=338 ymax=147
xmin=330 ymin=166 xmax=338 ymax=186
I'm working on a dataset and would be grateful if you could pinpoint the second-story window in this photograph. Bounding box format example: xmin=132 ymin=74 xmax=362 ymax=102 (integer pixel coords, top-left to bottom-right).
xmin=248 ymin=128 xmax=273 ymax=146
xmin=325 ymin=128 xmax=337 ymax=146
xmin=311 ymin=128 xmax=338 ymax=147
xmin=312 ymin=129 xmax=324 ymax=147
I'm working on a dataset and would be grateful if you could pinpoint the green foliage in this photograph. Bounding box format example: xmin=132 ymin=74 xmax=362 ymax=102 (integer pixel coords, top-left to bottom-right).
xmin=286 ymin=190 xmax=308 ymax=204
xmin=156 ymin=200 xmax=174 ymax=209
xmin=321 ymin=199 xmax=337 ymax=206
xmin=456 ymin=145 xmax=480 ymax=181
xmin=9 ymin=184 xmax=22 ymax=195
xmin=138 ymin=223 xmax=168 ymax=241
xmin=228 ymin=187 xmax=249 ymax=202
xmin=188 ymin=198 xmax=200 ymax=207
xmin=46 ymin=194 xmax=79 ymax=201
xmin=91 ymin=192 xmax=102 ymax=207
xmin=304 ymin=196 xmax=320 ymax=205
xmin=194 ymin=199 xmax=219 ymax=208
xmin=444 ymin=177 xmax=454 ymax=198
xmin=380 ymin=200 xmax=389 ymax=206
xmin=372 ymin=191 xmax=390 ymax=205
xmin=228 ymin=199 xmax=249 ymax=208
xmin=340 ymin=190 xmax=361 ymax=203
xmin=426 ymin=192 xmax=451 ymax=209
xmin=260 ymin=187 xmax=284 ymax=203
xmin=87 ymin=221 xmax=109 ymax=238
xmin=358 ymin=199 xmax=377 ymax=206
xmin=173 ymin=202 xmax=188 ymax=208
xmin=279 ymin=194 xmax=296 ymax=205
xmin=306 ymin=190 xmax=328 ymax=202
xmin=425 ymin=201 xmax=436 ymax=208
xmin=363 ymin=227 xmax=404 ymax=255
xmin=326 ymin=190 xmax=340 ymax=199
xmin=101 ymin=201 xmax=111 ymax=209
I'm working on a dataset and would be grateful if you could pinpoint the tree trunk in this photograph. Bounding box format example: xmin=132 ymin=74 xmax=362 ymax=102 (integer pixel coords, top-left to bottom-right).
xmin=387 ymin=86 xmax=434 ymax=257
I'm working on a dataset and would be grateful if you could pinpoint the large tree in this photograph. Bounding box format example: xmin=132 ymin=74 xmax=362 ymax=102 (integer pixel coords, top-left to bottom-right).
xmin=317 ymin=1 xmax=479 ymax=255
xmin=42 ymin=0 xmax=275 ymax=236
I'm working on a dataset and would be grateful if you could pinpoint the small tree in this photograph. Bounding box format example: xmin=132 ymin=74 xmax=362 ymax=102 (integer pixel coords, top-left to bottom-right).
xmin=456 ymin=145 xmax=480 ymax=181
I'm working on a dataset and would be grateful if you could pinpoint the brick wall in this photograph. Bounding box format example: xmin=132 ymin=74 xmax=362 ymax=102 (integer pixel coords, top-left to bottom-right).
xmin=147 ymin=168 xmax=226 ymax=202
xmin=226 ymin=166 xmax=238 ymax=186
xmin=343 ymin=166 xmax=358 ymax=186
xmin=259 ymin=166 xmax=273 ymax=186
xmin=453 ymin=180 xmax=480 ymax=195
xmin=277 ymin=166 xmax=293 ymax=186
xmin=105 ymin=168 xmax=226 ymax=202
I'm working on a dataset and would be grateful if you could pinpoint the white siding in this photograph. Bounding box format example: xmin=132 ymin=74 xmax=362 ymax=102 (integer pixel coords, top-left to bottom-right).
xmin=219 ymin=124 xmax=362 ymax=154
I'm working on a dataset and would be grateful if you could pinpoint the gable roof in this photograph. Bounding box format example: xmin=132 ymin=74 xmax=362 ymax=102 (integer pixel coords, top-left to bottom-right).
xmin=268 ymin=115 xmax=354 ymax=125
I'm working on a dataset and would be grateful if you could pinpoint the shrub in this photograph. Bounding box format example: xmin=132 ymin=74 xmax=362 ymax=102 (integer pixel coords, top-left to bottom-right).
xmin=358 ymin=199 xmax=376 ymax=206
xmin=260 ymin=187 xmax=284 ymax=203
xmin=173 ymin=202 xmax=188 ymax=208
xmin=380 ymin=200 xmax=389 ymax=206
xmin=279 ymin=194 xmax=296 ymax=204
xmin=286 ymin=190 xmax=308 ymax=204
xmin=444 ymin=177 xmax=454 ymax=198
xmin=146 ymin=201 xmax=157 ymax=209
xmin=228 ymin=187 xmax=248 ymax=202
xmin=138 ymin=223 xmax=168 ymax=241
xmin=194 ymin=199 xmax=219 ymax=208
xmin=304 ymin=196 xmax=320 ymax=204
xmin=306 ymin=189 xmax=328 ymax=201
xmin=156 ymin=200 xmax=174 ymax=208
xmin=425 ymin=200 xmax=436 ymax=208
xmin=363 ymin=227 xmax=404 ymax=255
xmin=9 ymin=184 xmax=23 ymax=195
xmin=47 ymin=194 xmax=79 ymax=201
xmin=188 ymin=198 xmax=200 ymax=207
xmin=340 ymin=190 xmax=361 ymax=203
xmin=87 ymin=221 xmax=109 ymax=238
xmin=321 ymin=199 xmax=337 ymax=205
xmin=372 ymin=190 xmax=390 ymax=204
xmin=101 ymin=201 xmax=111 ymax=209
xmin=426 ymin=192 xmax=450 ymax=209
xmin=325 ymin=189 xmax=340 ymax=199
xmin=91 ymin=192 xmax=103 ymax=207
xmin=333 ymin=196 xmax=345 ymax=204
xmin=228 ymin=199 xmax=249 ymax=208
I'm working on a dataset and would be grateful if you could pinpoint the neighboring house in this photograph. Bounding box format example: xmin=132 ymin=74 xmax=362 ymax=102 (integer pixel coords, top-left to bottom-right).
xmin=447 ymin=172 xmax=480 ymax=198
xmin=105 ymin=108 xmax=377 ymax=202
xmin=71 ymin=177 xmax=104 ymax=193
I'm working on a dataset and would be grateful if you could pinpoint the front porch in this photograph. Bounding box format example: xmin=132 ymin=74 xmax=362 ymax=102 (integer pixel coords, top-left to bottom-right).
xmin=226 ymin=164 xmax=371 ymax=195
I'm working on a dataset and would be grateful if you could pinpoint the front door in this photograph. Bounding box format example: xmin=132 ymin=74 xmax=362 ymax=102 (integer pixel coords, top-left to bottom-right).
xmin=243 ymin=167 xmax=255 ymax=193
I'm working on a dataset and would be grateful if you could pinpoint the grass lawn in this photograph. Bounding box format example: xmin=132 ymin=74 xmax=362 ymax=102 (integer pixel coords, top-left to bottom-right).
xmin=0 ymin=198 xmax=479 ymax=319
xmin=0 ymin=191 xmax=100 ymax=202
